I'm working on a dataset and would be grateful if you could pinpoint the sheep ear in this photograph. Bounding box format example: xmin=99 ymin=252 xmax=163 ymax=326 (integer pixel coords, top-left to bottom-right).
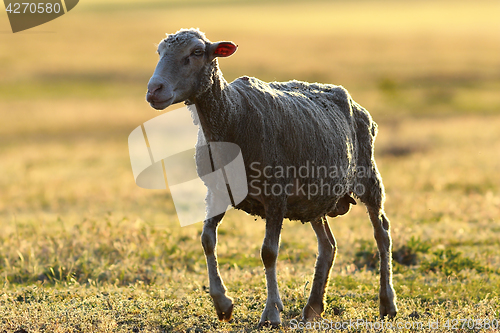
xmin=209 ymin=42 xmax=237 ymax=60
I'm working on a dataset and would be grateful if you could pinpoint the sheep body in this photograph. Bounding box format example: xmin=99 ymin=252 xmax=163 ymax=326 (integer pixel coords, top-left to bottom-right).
xmin=201 ymin=76 xmax=376 ymax=222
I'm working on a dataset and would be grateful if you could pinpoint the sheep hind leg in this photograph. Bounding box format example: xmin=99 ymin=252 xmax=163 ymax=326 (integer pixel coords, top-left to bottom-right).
xmin=258 ymin=207 xmax=285 ymax=328
xmin=359 ymin=175 xmax=397 ymax=319
xmin=369 ymin=209 xmax=397 ymax=319
xmin=201 ymin=211 xmax=233 ymax=322
xmin=303 ymin=216 xmax=336 ymax=321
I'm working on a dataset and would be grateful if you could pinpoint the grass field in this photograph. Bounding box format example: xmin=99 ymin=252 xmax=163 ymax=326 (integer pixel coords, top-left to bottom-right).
xmin=1 ymin=0 xmax=500 ymax=331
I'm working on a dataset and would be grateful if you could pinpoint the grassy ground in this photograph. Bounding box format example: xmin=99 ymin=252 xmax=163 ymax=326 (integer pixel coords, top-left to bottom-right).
xmin=1 ymin=0 xmax=500 ymax=331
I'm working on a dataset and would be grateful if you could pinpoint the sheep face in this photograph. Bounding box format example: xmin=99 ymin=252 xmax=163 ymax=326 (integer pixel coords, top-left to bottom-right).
xmin=146 ymin=29 xmax=236 ymax=110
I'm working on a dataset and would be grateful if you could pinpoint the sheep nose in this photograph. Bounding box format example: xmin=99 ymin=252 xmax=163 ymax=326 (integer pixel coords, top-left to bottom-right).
xmin=146 ymin=76 xmax=174 ymax=105
xmin=147 ymin=82 xmax=163 ymax=96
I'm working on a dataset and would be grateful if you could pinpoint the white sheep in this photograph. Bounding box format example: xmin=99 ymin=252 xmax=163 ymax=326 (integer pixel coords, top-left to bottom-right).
xmin=146 ymin=28 xmax=397 ymax=327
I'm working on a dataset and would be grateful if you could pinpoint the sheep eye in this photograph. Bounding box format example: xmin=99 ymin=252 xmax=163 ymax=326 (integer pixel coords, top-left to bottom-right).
xmin=192 ymin=50 xmax=204 ymax=56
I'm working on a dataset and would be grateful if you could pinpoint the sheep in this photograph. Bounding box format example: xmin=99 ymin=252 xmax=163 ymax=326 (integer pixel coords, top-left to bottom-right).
xmin=146 ymin=28 xmax=397 ymax=327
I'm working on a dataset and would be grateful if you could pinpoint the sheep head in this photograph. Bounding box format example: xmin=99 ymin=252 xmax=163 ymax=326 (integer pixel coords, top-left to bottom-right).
xmin=146 ymin=29 xmax=237 ymax=110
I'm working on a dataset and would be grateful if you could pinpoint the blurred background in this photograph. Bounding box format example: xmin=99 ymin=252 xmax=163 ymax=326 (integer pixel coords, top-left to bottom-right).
xmin=1 ymin=0 xmax=499 ymax=288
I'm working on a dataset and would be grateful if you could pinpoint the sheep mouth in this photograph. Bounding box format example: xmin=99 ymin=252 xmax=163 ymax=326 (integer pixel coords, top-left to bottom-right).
xmin=149 ymin=96 xmax=174 ymax=110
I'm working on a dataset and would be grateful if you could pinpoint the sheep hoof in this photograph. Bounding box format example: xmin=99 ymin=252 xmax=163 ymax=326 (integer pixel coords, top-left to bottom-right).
xmin=258 ymin=303 xmax=282 ymax=328
xmin=216 ymin=303 xmax=233 ymax=322
xmin=302 ymin=303 xmax=323 ymax=321
xmin=380 ymin=306 xmax=397 ymax=320
xmin=379 ymin=296 xmax=398 ymax=319
xmin=213 ymin=296 xmax=234 ymax=322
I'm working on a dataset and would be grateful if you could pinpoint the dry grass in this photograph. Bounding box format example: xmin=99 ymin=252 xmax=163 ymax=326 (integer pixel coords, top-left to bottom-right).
xmin=1 ymin=0 xmax=500 ymax=331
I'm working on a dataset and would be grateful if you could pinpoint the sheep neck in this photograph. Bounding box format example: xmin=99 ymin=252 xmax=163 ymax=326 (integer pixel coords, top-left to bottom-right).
xmin=193 ymin=64 xmax=234 ymax=142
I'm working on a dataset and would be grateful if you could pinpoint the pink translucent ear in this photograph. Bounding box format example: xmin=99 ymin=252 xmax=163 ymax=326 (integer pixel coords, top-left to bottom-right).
xmin=213 ymin=42 xmax=237 ymax=57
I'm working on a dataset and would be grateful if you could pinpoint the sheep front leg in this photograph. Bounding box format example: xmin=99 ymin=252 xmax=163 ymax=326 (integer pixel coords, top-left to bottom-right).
xmin=201 ymin=211 xmax=233 ymax=322
xmin=303 ymin=217 xmax=336 ymax=321
xmin=259 ymin=209 xmax=284 ymax=328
